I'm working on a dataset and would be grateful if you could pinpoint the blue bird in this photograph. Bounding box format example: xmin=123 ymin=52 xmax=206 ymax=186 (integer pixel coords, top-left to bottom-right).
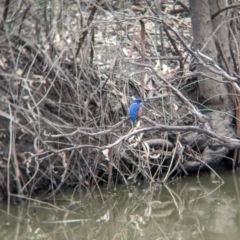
xmin=129 ymin=98 xmax=143 ymax=123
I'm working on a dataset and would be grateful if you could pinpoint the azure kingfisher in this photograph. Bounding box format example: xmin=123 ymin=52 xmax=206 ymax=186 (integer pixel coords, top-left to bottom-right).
xmin=129 ymin=98 xmax=143 ymax=123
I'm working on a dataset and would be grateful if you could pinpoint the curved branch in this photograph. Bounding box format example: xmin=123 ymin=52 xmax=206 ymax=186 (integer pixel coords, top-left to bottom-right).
xmin=211 ymin=3 xmax=240 ymax=20
xmin=35 ymin=119 xmax=240 ymax=161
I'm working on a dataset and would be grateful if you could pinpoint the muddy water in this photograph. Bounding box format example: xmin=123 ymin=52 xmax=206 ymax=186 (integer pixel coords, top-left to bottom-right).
xmin=1 ymin=172 xmax=240 ymax=240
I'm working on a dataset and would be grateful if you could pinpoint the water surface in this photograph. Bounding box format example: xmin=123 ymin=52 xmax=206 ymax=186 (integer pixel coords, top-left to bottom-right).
xmin=1 ymin=172 xmax=240 ymax=240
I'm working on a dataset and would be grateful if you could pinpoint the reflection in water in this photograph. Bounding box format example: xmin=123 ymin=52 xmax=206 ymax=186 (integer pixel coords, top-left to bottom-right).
xmin=1 ymin=172 xmax=240 ymax=240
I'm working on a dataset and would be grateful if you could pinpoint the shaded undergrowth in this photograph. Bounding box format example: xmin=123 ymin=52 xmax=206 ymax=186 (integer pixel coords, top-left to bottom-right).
xmin=0 ymin=0 xmax=239 ymax=201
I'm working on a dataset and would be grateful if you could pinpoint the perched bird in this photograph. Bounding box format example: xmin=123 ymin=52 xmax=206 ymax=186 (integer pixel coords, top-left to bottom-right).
xmin=129 ymin=98 xmax=143 ymax=123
